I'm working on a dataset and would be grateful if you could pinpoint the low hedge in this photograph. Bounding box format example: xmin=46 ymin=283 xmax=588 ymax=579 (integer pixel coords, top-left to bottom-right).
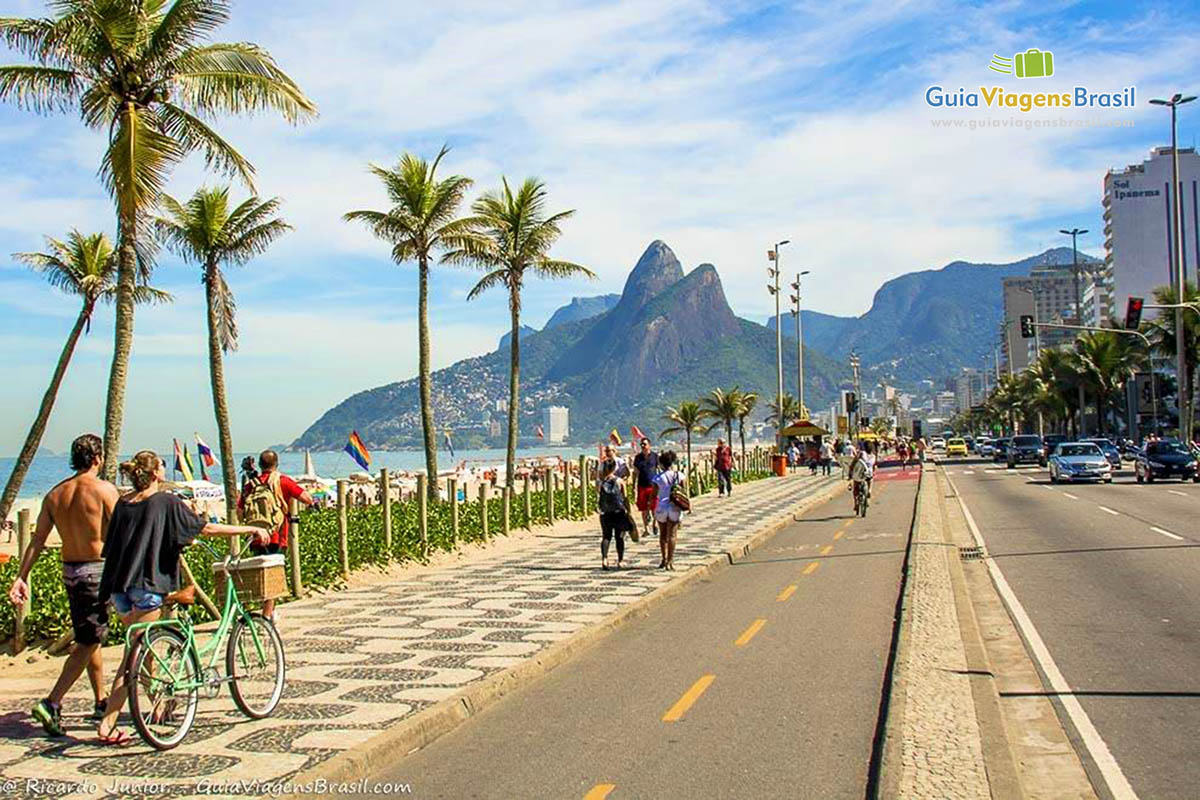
xmin=2 ymin=466 xmax=777 ymax=646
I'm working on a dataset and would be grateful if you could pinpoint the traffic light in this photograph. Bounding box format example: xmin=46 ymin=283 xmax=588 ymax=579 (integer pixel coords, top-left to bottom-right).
xmin=860 ymin=417 xmax=870 ymax=427
xmin=844 ymin=391 xmax=858 ymax=413
xmin=1019 ymin=315 xmax=1035 ymax=338
xmin=1125 ymin=296 xmax=1144 ymax=330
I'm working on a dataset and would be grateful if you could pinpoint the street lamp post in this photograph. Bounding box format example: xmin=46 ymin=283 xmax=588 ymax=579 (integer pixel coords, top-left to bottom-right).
xmin=790 ymin=270 xmax=811 ymax=417
xmin=1151 ymin=93 xmax=1196 ymax=443
xmin=1060 ymin=227 xmax=1089 ymax=436
xmin=849 ymin=351 xmax=861 ymax=436
xmin=768 ymin=241 xmax=790 ymax=448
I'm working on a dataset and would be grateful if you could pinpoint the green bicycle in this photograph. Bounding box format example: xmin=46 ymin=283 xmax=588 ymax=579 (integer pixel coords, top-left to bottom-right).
xmin=123 ymin=538 xmax=286 ymax=750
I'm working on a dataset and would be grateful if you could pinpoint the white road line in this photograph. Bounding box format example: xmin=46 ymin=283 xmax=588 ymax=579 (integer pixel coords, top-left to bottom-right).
xmin=1040 ymin=484 xmax=1054 ymax=490
xmin=1062 ymin=492 xmax=1078 ymax=500
xmin=1168 ymin=490 xmax=1189 ymax=497
xmin=1151 ymin=526 xmax=1184 ymax=541
xmin=944 ymin=473 xmax=1139 ymax=800
xmin=1098 ymin=506 xmax=1119 ymax=516
xmin=963 ymin=470 xmax=975 ymax=475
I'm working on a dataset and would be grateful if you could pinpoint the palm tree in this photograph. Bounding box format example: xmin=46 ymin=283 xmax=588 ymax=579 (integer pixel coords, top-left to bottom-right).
xmin=344 ymin=148 xmax=474 ymax=499
xmin=0 ymin=1 xmax=317 ymax=478
xmin=1144 ymin=282 xmax=1200 ymax=437
xmin=768 ymin=393 xmax=800 ymax=426
xmin=0 ymin=231 xmax=168 ymax=524
xmin=448 ymin=177 xmax=593 ymax=489
xmin=700 ymin=387 xmax=742 ymax=444
xmin=661 ymin=401 xmax=706 ymax=481
xmin=1070 ymin=331 xmax=1144 ymax=436
xmin=155 ymin=187 xmax=290 ymax=521
xmin=735 ymin=391 xmax=758 ymax=463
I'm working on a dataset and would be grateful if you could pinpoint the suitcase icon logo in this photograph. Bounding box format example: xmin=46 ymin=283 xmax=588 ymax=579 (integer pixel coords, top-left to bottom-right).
xmin=989 ymin=49 xmax=1054 ymax=79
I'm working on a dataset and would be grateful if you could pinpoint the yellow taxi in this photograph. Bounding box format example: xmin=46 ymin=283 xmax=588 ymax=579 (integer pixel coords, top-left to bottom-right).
xmin=946 ymin=438 xmax=968 ymax=457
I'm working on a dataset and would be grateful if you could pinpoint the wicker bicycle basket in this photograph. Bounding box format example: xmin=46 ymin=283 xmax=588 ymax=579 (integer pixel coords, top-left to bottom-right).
xmin=212 ymin=554 xmax=286 ymax=603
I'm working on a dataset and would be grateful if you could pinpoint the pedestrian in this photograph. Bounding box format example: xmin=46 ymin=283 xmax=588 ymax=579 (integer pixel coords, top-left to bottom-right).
xmin=713 ymin=437 xmax=734 ymax=497
xmin=632 ymin=438 xmax=660 ymax=537
xmin=596 ymin=458 xmax=632 ymax=570
xmin=237 ymin=450 xmax=315 ymax=622
xmin=897 ymin=438 xmax=909 ymax=472
xmin=653 ymin=450 xmax=685 ymax=570
xmin=819 ymin=438 xmax=834 ymax=476
xmin=916 ymin=437 xmax=926 ymax=466
xmin=95 ymin=450 xmax=267 ymax=746
xmin=787 ymin=441 xmax=800 ymax=470
xmin=8 ymin=435 xmax=118 ymax=737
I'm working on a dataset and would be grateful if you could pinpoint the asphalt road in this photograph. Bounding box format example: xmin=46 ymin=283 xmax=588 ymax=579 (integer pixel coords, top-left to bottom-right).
xmin=361 ymin=468 xmax=919 ymax=800
xmin=941 ymin=456 xmax=1200 ymax=800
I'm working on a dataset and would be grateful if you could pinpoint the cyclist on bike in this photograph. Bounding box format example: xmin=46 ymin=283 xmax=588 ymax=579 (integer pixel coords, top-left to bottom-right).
xmin=848 ymin=441 xmax=877 ymax=515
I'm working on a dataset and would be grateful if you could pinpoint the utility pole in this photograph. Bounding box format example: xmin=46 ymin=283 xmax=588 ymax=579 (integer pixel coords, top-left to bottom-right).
xmin=768 ymin=241 xmax=790 ymax=449
xmin=790 ymin=270 xmax=810 ymax=417
xmin=1060 ymin=227 xmax=1089 ymax=436
xmin=849 ymin=351 xmax=861 ymax=437
xmin=1151 ymin=93 xmax=1196 ymax=442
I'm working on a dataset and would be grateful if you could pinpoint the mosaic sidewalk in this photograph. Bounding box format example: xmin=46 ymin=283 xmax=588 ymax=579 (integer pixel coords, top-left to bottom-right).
xmin=0 ymin=473 xmax=836 ymax=798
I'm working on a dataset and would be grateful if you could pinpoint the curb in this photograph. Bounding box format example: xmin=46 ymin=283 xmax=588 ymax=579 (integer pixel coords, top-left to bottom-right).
xmin=277 ymin=477 xmax=844 ymax=799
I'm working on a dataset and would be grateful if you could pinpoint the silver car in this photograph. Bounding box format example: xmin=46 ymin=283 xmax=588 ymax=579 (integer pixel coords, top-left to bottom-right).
xmin=1048 ymin=442 xmax=1113 ymax=484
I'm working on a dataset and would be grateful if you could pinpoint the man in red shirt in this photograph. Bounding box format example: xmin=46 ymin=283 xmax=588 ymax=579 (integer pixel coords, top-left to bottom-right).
xmin=238 ymin=449 xmax=314 ymax=620
xmin=714 ymin=437 xmax=734 ymax=497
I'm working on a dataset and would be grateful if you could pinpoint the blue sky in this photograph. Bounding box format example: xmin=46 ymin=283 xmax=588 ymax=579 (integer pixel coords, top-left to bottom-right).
xmin=1 ymin=0 xmax=1198 ymax=453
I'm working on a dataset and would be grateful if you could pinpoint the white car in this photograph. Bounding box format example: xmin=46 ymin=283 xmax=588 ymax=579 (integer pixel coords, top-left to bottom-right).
xmin=932 ymin=437 xmax=946 ymax=451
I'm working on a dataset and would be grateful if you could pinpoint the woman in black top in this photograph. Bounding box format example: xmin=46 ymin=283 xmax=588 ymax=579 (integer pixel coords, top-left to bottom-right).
xmin=95 ymin=450 xmax=266 ymax=746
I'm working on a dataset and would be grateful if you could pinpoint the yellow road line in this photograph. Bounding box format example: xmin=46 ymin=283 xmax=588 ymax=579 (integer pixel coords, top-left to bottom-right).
xmin=820 ymin=544 xmax=834 ymax=555
xmin=844 ymin=519 xmax=856 ymax=528
xmin=584 ymin=784 xmax=615 ymax=800
xmin=735 ymin=618 xmax=767 ymax=647
xmin=803 ymin=561 xmax=820 ymax=575
xmin=776 ymin=584 xmax=798 ymax=602
xmin=833 ymin=530 xmax=844 ymax=540
xmin=663 ymin=674 xmax=715 ymax=722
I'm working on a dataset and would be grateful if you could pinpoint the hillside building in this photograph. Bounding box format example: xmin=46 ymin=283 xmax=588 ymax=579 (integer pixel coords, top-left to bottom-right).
xmin=542 ymin=406 xmax=569 ymax=444
xmin=1103 ymin=146 xmax=1200 ymax=320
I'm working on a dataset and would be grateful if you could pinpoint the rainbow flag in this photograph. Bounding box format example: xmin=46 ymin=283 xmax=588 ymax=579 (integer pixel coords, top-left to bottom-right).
xmin=608 ymin=429 xmax=623 ymax=446
xmin=173 ymin=438 xmax=194 ymax=482
xmin=344 ymin=431 xmax=371 ymax=471
xmin=195 ymin=433 xmax=216 ymax=467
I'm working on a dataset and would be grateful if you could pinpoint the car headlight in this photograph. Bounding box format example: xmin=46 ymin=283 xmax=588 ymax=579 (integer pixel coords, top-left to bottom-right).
xmin=1148 ymin=461 xmax=1165 ymax=468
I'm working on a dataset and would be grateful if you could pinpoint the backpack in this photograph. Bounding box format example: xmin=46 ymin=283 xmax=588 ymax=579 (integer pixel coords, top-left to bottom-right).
xmin=242 ymin=472 xmax=284 ymax=531
xmin=598 ymin=478 xmax=626 ymax=514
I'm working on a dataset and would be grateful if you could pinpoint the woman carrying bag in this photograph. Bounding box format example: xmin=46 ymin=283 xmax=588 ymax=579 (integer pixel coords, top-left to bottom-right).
xmin=652 ymin=451 xmax=687 ymax=570
xmin=597 ymin=451 xmax=636 ymax=570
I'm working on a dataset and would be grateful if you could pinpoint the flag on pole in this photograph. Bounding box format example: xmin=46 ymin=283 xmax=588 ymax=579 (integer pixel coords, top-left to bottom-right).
xmin=536 ymin=425 xmax=545 ymax=440
xmin=608 ymin=429 xmax=622 ymax=446
xmin=195 ymin=445 xmax=209 ymax=481
xmin=344 ymin=431 xmax=372 ymax=471
xmin=195 ymin=433 xmax=216 ymax=467
xmin=444 ymin=429 xmax=455 ymax=459
xmin=631 ymin=425 xmax=647 ymax=444
xmin=173 ymin=438 xmax=194 ymax=482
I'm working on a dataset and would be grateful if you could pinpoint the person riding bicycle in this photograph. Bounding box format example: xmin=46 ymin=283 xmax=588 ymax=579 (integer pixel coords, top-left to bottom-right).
xmin=848 ymin=441 xmax=877 ymax=512
xmin=94 ymin=450 xmax=265 ymax=747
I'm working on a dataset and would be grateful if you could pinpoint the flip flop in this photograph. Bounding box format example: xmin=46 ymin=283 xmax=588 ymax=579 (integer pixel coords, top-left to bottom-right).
xmin=97 ymin=727 xmax=133 ymax=747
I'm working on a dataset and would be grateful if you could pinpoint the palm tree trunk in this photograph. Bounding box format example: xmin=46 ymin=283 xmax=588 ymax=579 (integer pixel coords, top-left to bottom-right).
xmin=102 ymin=205 xmax=138 ymax=481
xmin=417 ymin=257 xmax=438 ymax=500
xmin=505 ymin=294 xmax=520 ymax=489
xmin=0 ymin=304 xmax=90 ymax=524
xmin=205 ymin=264 xmax=239 ymax=523
xmin=738 ymin=420 xmax=746 ymax=464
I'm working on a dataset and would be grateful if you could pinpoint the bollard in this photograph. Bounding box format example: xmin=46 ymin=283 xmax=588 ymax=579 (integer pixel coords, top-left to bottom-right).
xmin=380 ymin=469 xmax=392 ymax=556
xmin=523 ymin=473 xmax=532 ymax=530
xmin=289 ymin=498 xmax=303 ymax=598
xmin=417 ymin=474 xmax=429 ymax=556
xmin=14 ymin=510 xmax=31 ymax=653
xmin=578 ymin=455 xmax=588 ymax=515
xmin=337 ymin=480 xmax=350 ymax=579
xmin=502 ymin=487 xmax=511 ymax=536
xmin=479 ymin=483 xmax=490 ymax=539
xmin=448 ymin=477 xmax=459 ymax=545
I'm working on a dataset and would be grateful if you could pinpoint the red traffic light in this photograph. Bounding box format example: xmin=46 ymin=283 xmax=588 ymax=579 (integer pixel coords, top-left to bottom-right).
xmin=1125 ymin=296 xmax=1144 ymax=329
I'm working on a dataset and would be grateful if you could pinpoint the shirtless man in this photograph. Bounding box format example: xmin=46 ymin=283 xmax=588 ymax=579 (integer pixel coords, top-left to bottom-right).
xmin=8 ymin=434 xmax=118 ymax=737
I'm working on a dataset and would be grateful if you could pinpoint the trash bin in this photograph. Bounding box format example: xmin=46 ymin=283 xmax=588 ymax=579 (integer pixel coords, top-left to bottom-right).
xmin=771 ymin=454 xmax=788 ymax=477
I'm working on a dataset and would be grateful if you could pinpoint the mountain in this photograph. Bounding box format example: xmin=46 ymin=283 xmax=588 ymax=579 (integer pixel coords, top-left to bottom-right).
xmin=293 ymin=241 xmax=849 ymax=449
xmin=544 ymin=294 xmax=619 ymax=329
xmin=767 ymin=247 xmax=1102 ymax=389
xmin=497 ymin=325 xmax=537 ymax=351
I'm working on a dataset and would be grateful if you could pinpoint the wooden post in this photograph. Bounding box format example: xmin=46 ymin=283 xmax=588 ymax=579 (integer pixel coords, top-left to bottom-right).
xmin=380 ymin=469 xmax=392 ymax=556
xmin=564 ymin=461 xmax=574 ymax=518
xmin=548 ymin=469 xmax=557 ymax=525
xmin=288 ymin=498 xmax=303 ymax=598
xmin=578 ymin=455 xmax=588 ymax=515
xmin=14 ymin=509 xmax=31 ymax=654
xmin=523 ymin=473 xmax=532 ymax=529
xmin=448 ymin=477 xmax=459 ymax=545
xmin=502 ymin=487 xmax=511 ymax=536
xmin=479 ymin=483 xmax=490 ymax=539
xmin=417 ymin=474 xmax=429 ymax=556
xmin=336 ymin=480 xmax=350 ymax=579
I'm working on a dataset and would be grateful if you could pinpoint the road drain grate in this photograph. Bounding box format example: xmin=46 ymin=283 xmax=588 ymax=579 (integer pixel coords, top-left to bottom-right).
xmin=959 ymin=545 xmax=986 ymax=561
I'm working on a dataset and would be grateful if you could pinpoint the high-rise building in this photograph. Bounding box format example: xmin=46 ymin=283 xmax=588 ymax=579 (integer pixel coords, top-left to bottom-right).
xmin=542 ymin=406 xmax=569 ymax=444
xmin=934 ymin=391 xmax=958 ymax=415
xmin=954 ymin=368 xmax=987 ymax=412
xmin=1103 ymin=146 xmax=1200 ymax=319
xmin=1001 ymin=263 xmax=1095 ymax=371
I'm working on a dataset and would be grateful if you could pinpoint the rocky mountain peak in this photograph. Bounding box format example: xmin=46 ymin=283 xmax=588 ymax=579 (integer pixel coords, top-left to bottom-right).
xmin=616 ymin=240 xmax=685 ymax=317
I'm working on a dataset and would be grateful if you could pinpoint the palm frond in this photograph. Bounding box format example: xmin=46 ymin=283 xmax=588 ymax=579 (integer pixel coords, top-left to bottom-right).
xmin=207 ymin=268 xmax=238 ymax=352
xmin=0 ymin=65 xmax=81 ymax=113
xmin=146 ymin=0 xmax=230 ymax=66
xmin=172 ymin=43 xmax=317 ymax=123
xmin=157 ymin=101 xmax=254 ymax=187
xmin=101 ymin=102 xmax=183 ymax=208
xmin=466 ymin=269 xmax=509 ymax=301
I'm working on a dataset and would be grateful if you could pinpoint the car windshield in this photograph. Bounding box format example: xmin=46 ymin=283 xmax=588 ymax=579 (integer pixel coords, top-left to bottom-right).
xmin=1060 ymin=444 xmax=1102 ymax=457
xmin=1013 ymin=436 xmax=1042 ymax=446
xmin=1148 ymin=442 xmax=1189 ymax=456
xmin=948 ymin=439 xmax=964 ymax=446
xmin=1084 ymin=439 xmax=1115 ymax=450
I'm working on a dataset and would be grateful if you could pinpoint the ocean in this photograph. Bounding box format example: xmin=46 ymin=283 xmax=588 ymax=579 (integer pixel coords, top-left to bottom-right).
xmin=1 ymin=446 xmax=593 ymax=499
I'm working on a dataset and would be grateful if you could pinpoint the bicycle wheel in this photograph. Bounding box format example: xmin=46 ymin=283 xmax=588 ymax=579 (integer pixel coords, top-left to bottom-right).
xmin=128 ymin=627 xmax=200 ymax=750
xmin=227 ymin=612 xmax=286 ymax=718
